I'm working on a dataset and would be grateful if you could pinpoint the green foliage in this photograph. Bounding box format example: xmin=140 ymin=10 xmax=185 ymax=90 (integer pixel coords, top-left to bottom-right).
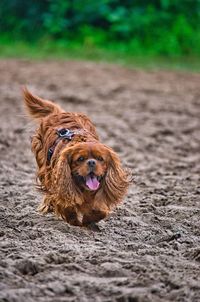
xmin=0 ymin=0 xmax=200 ymax=57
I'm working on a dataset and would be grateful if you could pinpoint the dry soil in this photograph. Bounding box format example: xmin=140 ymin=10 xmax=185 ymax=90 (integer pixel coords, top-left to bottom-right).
xmin=0 ymin=59 xmax=200 ymax=302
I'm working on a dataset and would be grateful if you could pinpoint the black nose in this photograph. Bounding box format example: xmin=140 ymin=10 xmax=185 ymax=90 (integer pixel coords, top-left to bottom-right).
xmin=87 ymin=159 xmax=96 ymax=168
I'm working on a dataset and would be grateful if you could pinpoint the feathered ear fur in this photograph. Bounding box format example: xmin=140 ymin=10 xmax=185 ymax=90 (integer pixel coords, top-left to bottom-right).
xmin=22 ymin=87 xmax=63 ymax=120
xmin=52 ymin=148 xmax=83 ymax=209
xmin=99 ymin=147 xmax=130 ymax=208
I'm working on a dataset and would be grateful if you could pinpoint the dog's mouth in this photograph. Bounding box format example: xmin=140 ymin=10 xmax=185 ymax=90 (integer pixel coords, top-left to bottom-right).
xmin=85 ymin=173 xmax=101 ymax=191
xmin=74 ymin=172 xmax=103 ymax=191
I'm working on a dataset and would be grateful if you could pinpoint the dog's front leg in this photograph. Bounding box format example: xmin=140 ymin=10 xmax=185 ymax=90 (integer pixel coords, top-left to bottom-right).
xmin=82 ymin=203 xmax=109 ymax=226
xmin=38 ymin=195 xmax=54 ymax=214
xmin=56 ymin=205 xmax=82 ymax=226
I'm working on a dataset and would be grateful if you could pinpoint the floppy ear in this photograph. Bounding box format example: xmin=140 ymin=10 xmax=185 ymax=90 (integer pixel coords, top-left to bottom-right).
xmin=22 ymin=87 xmax=63 ymax=120
xmin=52 ymin=148 xmax=83 ymax=207
xmin=101 ymin=148 xmax=130 ymax=208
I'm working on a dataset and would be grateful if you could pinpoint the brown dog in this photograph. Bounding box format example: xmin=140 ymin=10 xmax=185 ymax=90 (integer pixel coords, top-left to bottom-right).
xmin=23 ymin=88 xmax=130 ymax=227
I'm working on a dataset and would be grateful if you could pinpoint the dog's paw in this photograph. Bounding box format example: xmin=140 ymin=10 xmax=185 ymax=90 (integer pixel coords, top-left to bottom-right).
xmin=82 ymin=209 xmax=107 ymax=226
xmin=37 ymin=202 xmax=53 ymax=214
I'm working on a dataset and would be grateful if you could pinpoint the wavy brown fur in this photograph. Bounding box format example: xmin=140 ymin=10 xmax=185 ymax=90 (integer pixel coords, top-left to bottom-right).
xmin=23 ymin=87 xmax=130 ymax=226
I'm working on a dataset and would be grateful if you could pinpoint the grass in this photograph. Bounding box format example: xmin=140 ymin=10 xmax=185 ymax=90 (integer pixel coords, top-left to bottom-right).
xmin=1 ymin=38 xmax=200 ymax=72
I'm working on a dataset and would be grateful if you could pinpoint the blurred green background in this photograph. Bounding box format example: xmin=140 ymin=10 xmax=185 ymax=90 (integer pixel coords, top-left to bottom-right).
xmin=1 ymin=0 xmax=200 ymax=70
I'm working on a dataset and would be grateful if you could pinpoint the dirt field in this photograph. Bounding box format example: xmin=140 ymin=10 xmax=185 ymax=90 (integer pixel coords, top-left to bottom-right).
xmin=0 ymin=59 xmax=200 ymax=302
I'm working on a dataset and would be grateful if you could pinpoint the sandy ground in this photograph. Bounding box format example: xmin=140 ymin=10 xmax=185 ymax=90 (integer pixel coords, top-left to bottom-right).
xmin=0 ymin=59 xmax=200 ymax=302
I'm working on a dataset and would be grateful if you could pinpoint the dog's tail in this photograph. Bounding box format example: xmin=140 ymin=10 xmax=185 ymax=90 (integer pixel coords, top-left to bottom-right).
xmin=22 ymin=87 xmax=63 ymax=120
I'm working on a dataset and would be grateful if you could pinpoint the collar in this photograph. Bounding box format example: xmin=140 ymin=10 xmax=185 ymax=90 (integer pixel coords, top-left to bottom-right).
xmin=47 ymin=128 xmax=80 ymax=164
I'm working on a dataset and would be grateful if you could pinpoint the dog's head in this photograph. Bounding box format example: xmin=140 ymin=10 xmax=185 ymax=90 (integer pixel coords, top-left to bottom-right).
xmin=53 ymin=142 xmax=130 ymax=206
xmin=52 ymin=142 xmax=129 ymax=206
xmin=63 ymin=142 xmax=110 ymax=191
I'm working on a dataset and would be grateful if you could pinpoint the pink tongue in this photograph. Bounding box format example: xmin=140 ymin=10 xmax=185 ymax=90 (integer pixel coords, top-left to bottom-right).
xmin=86 ymin=176 xmax=100 ymax=191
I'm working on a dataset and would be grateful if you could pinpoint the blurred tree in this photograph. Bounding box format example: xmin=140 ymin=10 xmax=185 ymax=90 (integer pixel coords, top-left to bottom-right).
xmin=0 ymin=0 xmax=200 ymax=56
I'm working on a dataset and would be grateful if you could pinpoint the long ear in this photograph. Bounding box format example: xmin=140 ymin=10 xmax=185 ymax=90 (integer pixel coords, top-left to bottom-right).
xmin=22 ymin=87 xmax=63 ymax=120
xmin=102 ymin=148 xmax=130 ymax=208
xmin=52 ymin=149 xmax=83 ymax=208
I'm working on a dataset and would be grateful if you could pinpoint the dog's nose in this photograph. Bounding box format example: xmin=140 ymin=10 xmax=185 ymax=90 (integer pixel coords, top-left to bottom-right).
xmin=87 ymin=159 xmax=96 ymax=168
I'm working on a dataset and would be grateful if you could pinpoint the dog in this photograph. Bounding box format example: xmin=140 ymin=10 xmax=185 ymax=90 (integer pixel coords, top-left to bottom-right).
xmin=23 ymin=88 xmax=130 ymax=227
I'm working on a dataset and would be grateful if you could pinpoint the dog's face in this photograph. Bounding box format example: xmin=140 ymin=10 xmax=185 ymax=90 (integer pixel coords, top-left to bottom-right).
xmin=48 ymin=139 xmax=129 ymax=208
xmin=54 ymin=140 xmax=129 ymax=205
xmin=65 ymin=142 xmax=110 ymax=191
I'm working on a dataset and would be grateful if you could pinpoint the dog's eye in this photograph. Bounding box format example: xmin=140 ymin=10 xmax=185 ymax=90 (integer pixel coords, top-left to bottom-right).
xmin=97 ymin=156 xmax=104 ymax=162
xmin=77 ymin=156 xmax=85 ymax=162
